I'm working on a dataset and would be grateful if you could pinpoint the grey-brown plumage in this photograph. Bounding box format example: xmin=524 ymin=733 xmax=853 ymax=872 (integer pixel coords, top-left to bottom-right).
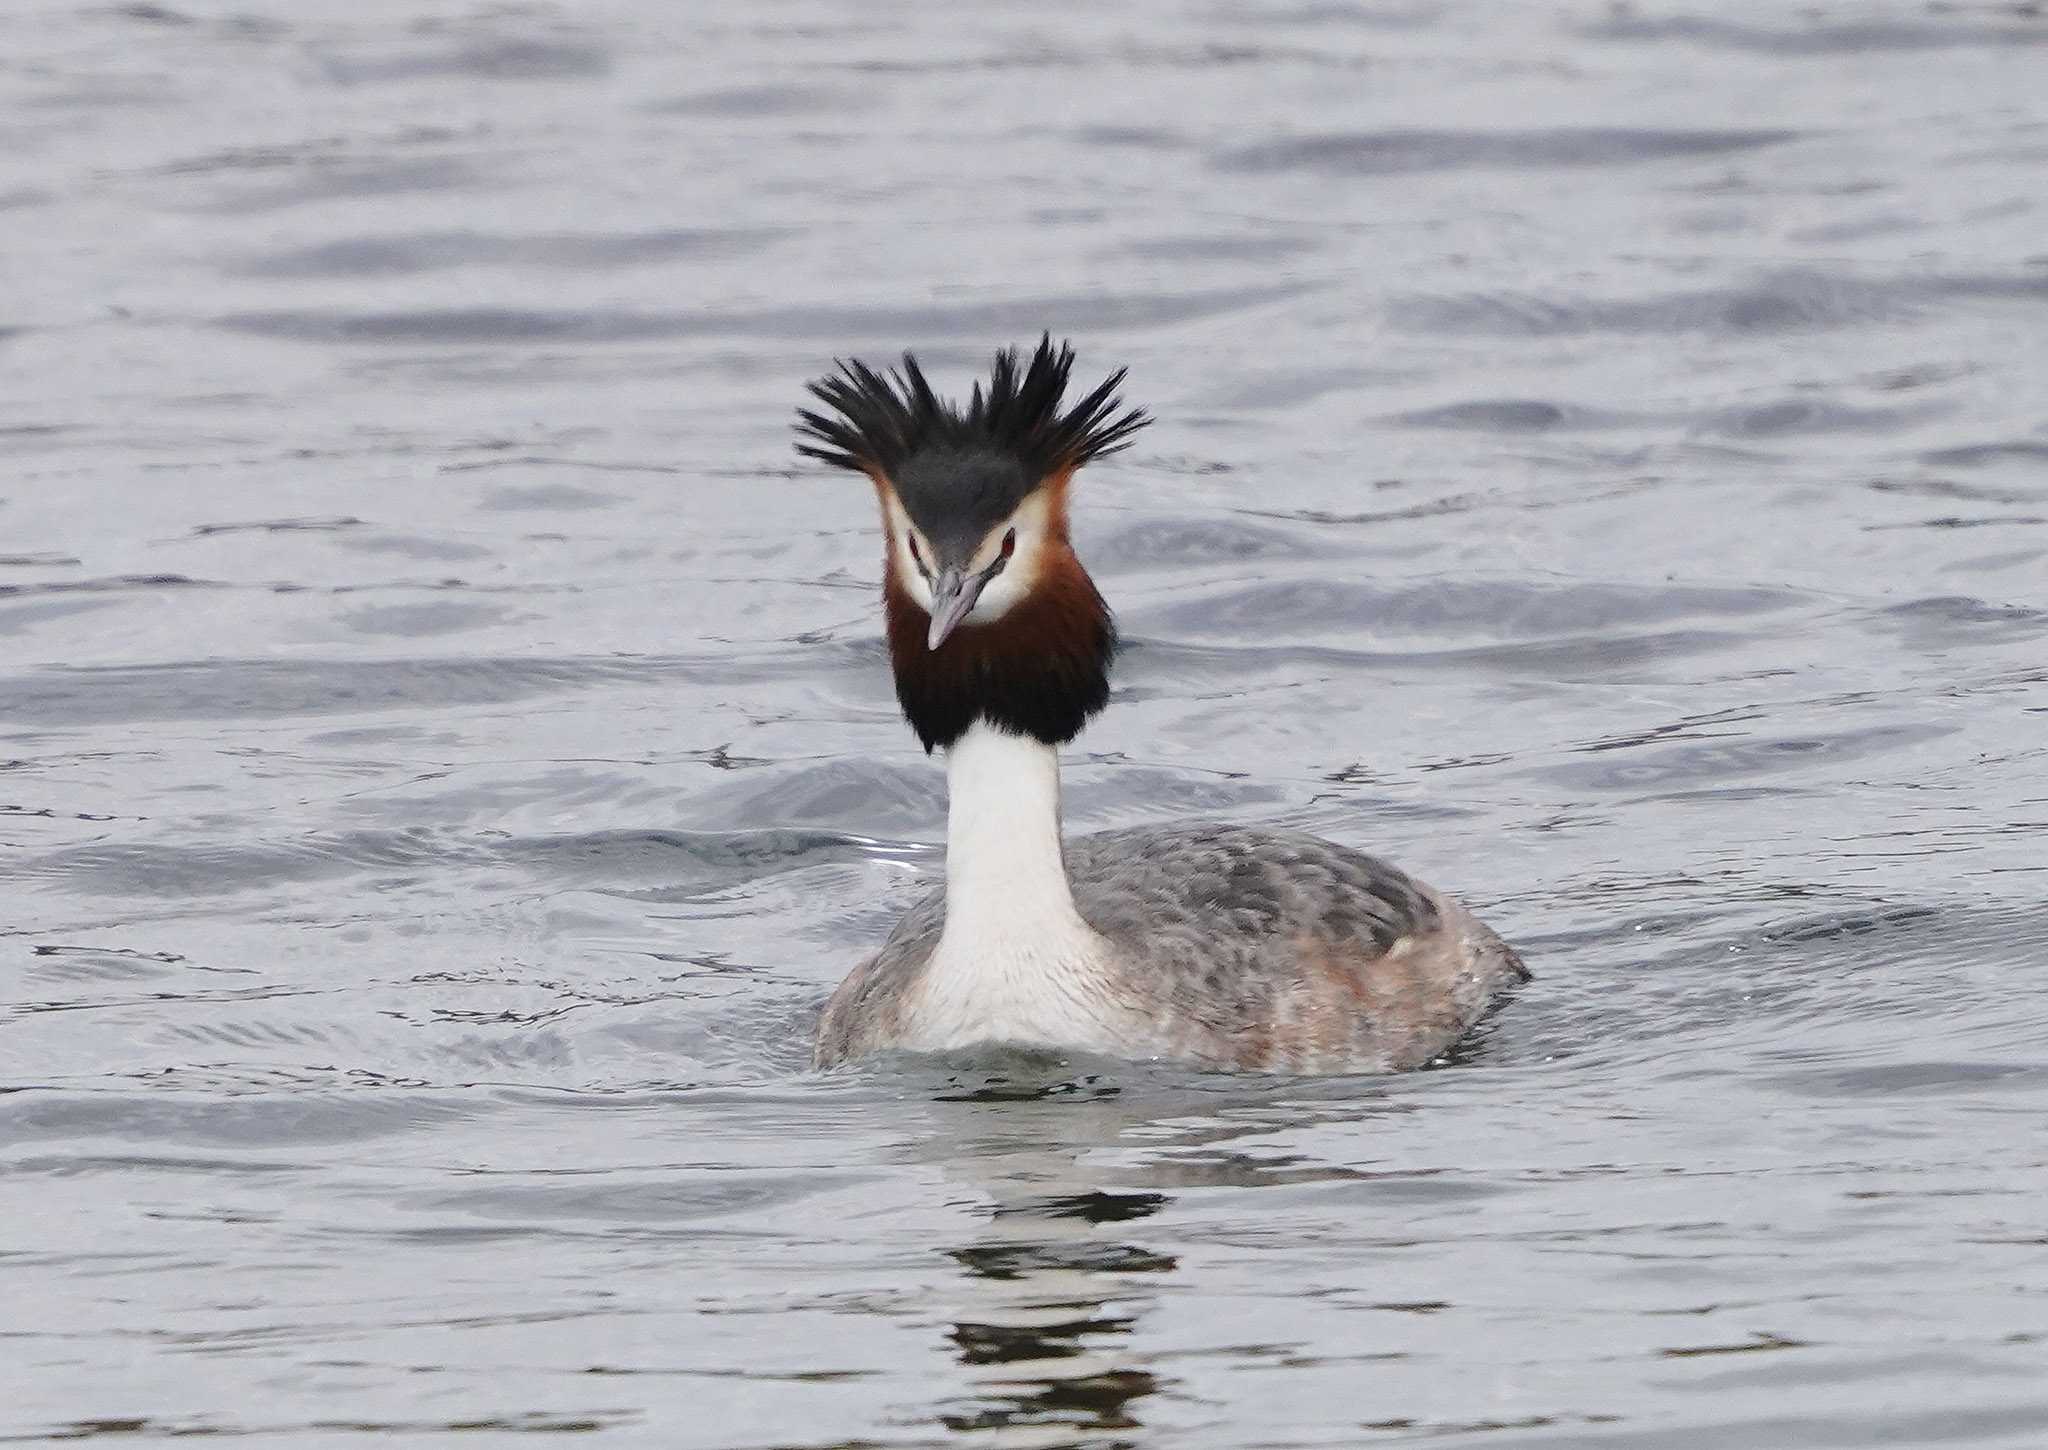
xmin=816 ymin=823 xmax=1527 ymax=1074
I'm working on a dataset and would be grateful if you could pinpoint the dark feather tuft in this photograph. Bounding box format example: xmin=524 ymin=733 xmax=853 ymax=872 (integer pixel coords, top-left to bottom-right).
xmin=795 ymin=335 xmax=1150 ymax=480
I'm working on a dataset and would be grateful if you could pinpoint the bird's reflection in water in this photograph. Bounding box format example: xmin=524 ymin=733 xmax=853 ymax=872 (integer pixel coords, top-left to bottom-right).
xmin=940 ymin=1189 xmax=1172 ymax=1445
xmin=916 ymin=1069 xmax=1181 ymax=1447
xmin=904 ymin=1053 xmax=1404 ymax=1444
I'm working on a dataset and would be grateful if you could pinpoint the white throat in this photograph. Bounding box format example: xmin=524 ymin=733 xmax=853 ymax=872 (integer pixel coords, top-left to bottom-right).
xmin=910 ymin=721 xmax=1119 ymax=1052
xmin=942 ymin=722 xmax=1077 ymax=933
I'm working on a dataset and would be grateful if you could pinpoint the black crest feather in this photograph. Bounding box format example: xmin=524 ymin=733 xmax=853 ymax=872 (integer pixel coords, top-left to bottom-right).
xmin=794 ymin=335 xmax=1150 ymax=480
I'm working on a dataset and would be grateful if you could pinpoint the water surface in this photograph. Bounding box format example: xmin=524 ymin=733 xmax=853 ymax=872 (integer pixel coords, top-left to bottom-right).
xmin=4 ymin=2 xmax=2046 ymax=1445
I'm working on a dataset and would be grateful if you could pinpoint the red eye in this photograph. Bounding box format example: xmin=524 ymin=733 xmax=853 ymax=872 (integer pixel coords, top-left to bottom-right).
xmin=999 ymin=529 xmax=1016 ymax=560
xmin=907 ymin=534 xmax=930 ymax=577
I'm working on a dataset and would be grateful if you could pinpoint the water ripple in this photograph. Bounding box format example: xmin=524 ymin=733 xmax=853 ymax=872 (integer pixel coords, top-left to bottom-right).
xmin=1215 ymin=127 xmax=1802 ymax=174
xmin=214 ymin=283 xmax=1316 ymax=346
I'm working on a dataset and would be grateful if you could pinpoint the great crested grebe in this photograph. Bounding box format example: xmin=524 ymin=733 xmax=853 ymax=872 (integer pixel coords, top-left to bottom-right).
xmin=796 ymin=337 xmax=1526 ymax=1074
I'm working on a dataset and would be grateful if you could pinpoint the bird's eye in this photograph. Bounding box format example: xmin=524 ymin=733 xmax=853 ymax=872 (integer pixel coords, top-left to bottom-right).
xmin=906 ymin=533 xmax=931 ymax=579
xmin=999 ymin=529 xmax=1016 ymax=560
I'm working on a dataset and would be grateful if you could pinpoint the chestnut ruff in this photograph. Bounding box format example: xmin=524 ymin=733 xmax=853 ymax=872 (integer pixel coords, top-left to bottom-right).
xmin=881 ymin=536 xmax=1113 ymax=752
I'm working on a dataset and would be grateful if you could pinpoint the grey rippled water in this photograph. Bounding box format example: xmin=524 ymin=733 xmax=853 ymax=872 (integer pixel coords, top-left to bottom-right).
xmin=3 ymin=2 xmax=2046 ymax=1446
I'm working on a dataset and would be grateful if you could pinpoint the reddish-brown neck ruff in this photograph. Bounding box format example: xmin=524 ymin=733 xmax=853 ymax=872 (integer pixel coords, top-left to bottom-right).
xmin=883 ymin=544 xmax=1114 ymax=752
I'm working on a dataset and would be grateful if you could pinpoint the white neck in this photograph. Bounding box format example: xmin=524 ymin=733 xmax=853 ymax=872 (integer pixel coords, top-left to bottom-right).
xmin=909 ymin=721 xmax=1116 ymax=1051
xmin=941 ymin=722 xmax=1080 ymax=936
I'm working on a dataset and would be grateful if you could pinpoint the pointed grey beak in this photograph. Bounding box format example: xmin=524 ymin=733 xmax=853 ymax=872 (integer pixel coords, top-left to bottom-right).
xmin=925 ymin=565 xmax=991 ymax=650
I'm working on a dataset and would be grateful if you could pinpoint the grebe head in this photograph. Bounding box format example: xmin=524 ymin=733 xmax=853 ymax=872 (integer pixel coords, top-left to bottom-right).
xmin=795 ymin=336 xmax=1150 ymax=753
